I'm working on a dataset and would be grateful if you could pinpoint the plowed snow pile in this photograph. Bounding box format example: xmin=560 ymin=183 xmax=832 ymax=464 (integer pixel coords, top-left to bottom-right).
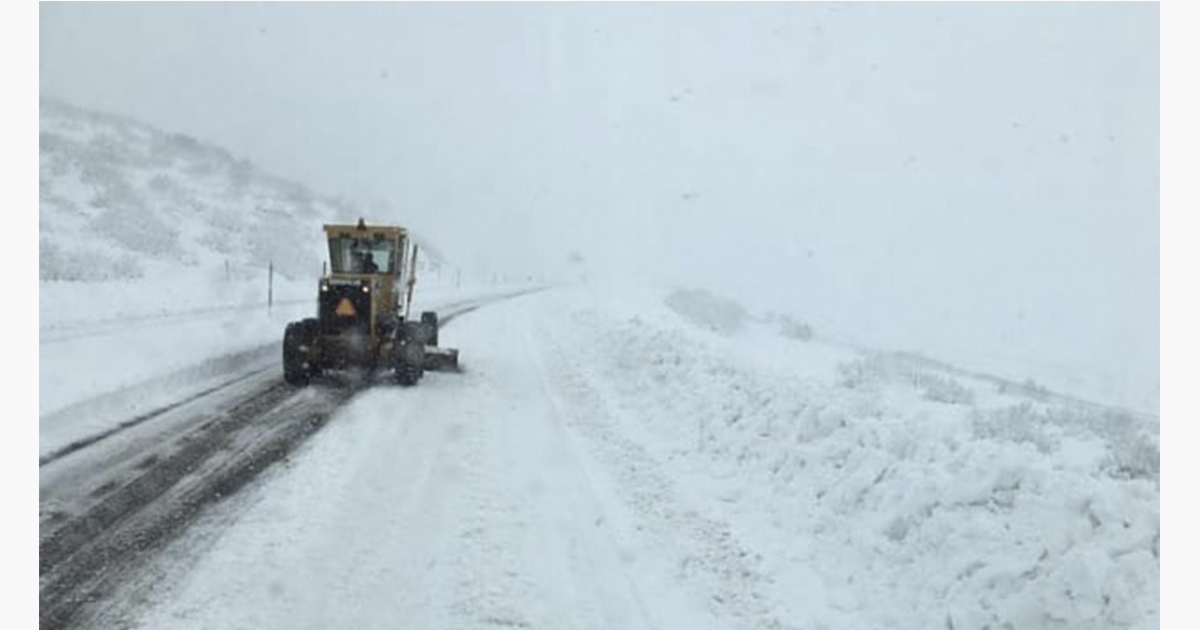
xmin=554 ymin=285 xmax=1159 ymax=629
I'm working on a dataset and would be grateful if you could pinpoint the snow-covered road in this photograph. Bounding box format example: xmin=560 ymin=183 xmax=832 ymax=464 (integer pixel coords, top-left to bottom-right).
xmin=66 ymin=284 xmax=1157 ymax=630
xmin=100 ymin=288 xmax=775 ymax=629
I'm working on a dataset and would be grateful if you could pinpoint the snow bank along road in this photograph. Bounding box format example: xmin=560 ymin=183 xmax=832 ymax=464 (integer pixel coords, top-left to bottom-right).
xmin=42 ymin=285 xmax=1159 ymax=630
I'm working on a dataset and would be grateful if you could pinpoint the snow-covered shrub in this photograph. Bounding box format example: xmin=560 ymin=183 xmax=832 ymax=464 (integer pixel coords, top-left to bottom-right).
xmin=836 ymin=354 xmax=891 ymax=389
xmin=90 ymin=191 xmax=180 ymax=258
xmin=79 ymin=160 xmax=122 ymax=191
xmin=1084 ymin=409 xmax=1159 ymax=481
xmin=197 ymin=226 xmax=238 ymax=256
xmin=225 ymin=158 xmax=255 ymax=194
xmin=970 ymin=402 xmax=1061 ymax=454
xmin=777 ymin=314 xmax=814 ymax=341
xmin=164 ymin=132 xmax=202 ymax=156
xmin=90 ymin=133 xmax=140 ymax=167
xmin=838 ymin=353 xmax=974 ymax=404
xmin=664 ymin=288 xmax=747 ymax=336
xmin=40 ymin=238 xmax=142 ymax=281
xmin=39 ymin=130 xmax=67 ymax=154
xmin=147 ymin=173 xmax=178 ymax=194
xmin=972 ymin=402 xmax=1159 ymax=482
xmin=1103 ymin=436 xmax=1159 ymax=481
xmin=914 ymin=372 xmax=976 ymax=405
xmin=998 ymin=377 xmax=1052 ymax=401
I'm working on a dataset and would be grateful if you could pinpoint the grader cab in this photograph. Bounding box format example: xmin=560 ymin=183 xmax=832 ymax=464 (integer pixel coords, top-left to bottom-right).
xmin=282 ymin=219 xmax=458 ymax=386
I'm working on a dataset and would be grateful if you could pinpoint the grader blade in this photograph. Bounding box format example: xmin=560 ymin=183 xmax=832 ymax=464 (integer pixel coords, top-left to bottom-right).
xmin=423 ymin=346 xmax=460 ymax=372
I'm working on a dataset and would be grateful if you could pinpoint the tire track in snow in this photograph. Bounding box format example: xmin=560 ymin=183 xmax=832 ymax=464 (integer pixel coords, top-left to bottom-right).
xmin=40 ymin=287 xmax=544 ymax=467
xmin=535 ymin=307 xmax=800 ymax=630
xmin=519 ymin=316 xmax=667 ymax=630
xmin=407 ymin=300 xmax=665 ymax=630
xmin=39 ymin=365 xmax=274 ymax=467
xmin=40 ymin=383 xmax=354 ymax=630
xmin=97 ymin=287 xmax=650 ymax=630
xmin=39 ymin=288 xmax=545 ymax=630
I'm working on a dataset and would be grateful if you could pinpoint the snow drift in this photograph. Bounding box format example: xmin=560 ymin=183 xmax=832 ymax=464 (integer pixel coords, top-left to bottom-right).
xmin=553 ymin=285 xmax=1159 ymax=629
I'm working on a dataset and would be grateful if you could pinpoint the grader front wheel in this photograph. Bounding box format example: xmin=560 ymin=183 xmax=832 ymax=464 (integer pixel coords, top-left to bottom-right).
xmin=283 ymin=320 xmax=317 ymax=386
xmin=394 ymin=337 xmax=425 ymax=387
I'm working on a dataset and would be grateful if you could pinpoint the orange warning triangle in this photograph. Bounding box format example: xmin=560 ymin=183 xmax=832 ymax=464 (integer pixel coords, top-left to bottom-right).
xmin=335 ymin=298 xmax=357 ymax=316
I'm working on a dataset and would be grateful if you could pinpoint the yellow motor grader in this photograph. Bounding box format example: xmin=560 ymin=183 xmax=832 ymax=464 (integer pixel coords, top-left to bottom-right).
xmin=283 ymin=219 xmax=458 ymax=386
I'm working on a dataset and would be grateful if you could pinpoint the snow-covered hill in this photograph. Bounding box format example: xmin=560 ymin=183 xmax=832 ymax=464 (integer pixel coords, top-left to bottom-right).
xmin=39 ymin=97 xmax=350 ymax=283
xmin=39 ymin=97 xmax=452 ymax=330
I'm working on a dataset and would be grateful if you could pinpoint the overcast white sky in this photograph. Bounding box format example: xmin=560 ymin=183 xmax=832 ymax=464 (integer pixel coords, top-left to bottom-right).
xmin=39 ymin=1 xmax=1159 ymax=409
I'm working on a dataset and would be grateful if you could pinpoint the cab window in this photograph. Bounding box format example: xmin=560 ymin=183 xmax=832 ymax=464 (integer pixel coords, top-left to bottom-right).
xmin=328 ymin=236 xmax=396 ymax=274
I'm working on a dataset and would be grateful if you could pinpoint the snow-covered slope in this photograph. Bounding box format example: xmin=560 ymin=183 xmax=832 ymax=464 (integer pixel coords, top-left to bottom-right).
xmin=39 ymin=97 xmax=452 ymax=327
xmin=39 ymin=97 xmax=347 ymax=283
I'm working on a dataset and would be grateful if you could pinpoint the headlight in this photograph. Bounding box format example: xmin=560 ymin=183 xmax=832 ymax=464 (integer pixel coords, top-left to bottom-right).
xmin=320 ymin=283 xmax=329 ymax=292
xmin=362 ymin=285 xmax=370 ymax=293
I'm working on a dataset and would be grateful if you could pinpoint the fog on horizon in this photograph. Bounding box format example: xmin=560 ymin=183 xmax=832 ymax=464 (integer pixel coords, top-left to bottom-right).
xmin=39 ymin=2 xmax=1159 ymax=411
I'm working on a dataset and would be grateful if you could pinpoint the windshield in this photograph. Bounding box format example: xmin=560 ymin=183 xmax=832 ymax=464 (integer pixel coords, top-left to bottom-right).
xmin=328 ymin=236 xmax=396 ymax=274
